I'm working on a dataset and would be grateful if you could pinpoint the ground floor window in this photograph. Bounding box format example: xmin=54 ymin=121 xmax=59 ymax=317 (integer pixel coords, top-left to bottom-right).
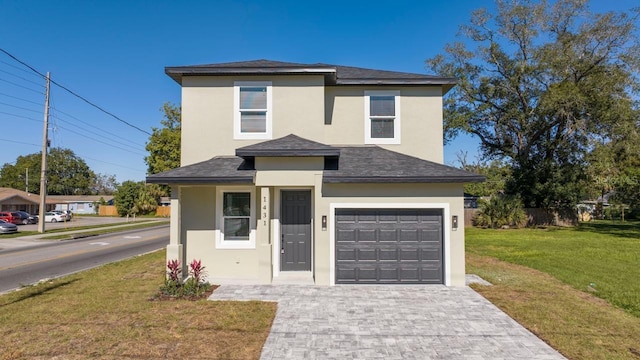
xmin=223 ymin=192 xmax=250 ymax=240
xmin=216 ymin=187 xmax=256 ymax=249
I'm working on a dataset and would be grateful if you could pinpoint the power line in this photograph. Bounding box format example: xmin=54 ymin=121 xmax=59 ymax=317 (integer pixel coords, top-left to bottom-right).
xmin=50 ymin=106 xmax=144 ymax=148
xmin=0 ymin=91 xmax=43 ymax=106
xmin=0 ymin=77 xmax=44 ymax=94
xmin=80 ymin=154 xmax=147 ymax=173
xmin=0 ymin=100 xmax=42 ymax=114
xmin=0 ymin=59 xmax=42 ymax=78
xmin=0 ymin=138 xmax=40 ymax=147
xmin=50 ymin=113 xmax=146 ymax=154
xmin=0 ymin=68 xmax=45 ymax=88
xmin=0 ymin=110 xmax=41 ymax=123
xmin=0 ymin=48 xmax=152 ymax=136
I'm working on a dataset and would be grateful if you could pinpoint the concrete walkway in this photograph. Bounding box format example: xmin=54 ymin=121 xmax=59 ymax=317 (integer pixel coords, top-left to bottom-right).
xmin=210 ymin=283 xmax=566 ymax=360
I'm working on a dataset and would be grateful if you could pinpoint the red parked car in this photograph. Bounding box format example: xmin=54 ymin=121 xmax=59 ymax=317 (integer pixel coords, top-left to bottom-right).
xmin=0 ymin=211 xmax=21 ymax=225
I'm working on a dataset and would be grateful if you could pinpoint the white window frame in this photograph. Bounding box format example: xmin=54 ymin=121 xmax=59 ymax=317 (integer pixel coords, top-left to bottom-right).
xmin=215 ymin=187 xmax=256 ymax=249
xmin=234 ymin=81 xmax=273 ymax=140
xmin=364 ymin=90 xmax=401 ymax=144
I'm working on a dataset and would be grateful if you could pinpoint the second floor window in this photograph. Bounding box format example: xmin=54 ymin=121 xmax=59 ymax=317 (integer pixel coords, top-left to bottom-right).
xmin=365 ymin=90 xmax=400 ymax=144
xmin=234 ymin=81 xmax=272 ymax=139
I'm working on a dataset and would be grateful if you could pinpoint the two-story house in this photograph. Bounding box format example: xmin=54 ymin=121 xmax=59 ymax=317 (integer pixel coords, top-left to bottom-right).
xmin=147 ymin=60 xmax=483 ymax=286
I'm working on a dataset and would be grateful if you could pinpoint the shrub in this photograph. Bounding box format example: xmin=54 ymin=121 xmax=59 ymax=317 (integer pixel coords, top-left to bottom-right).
xmin=474 ymin=195 xmax=527 ymax=228
xmin=158 ymin=259 xmax=212 ymax=299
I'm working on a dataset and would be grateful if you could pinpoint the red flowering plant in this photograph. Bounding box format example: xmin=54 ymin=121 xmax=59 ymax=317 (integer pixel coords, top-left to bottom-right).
xmin=156 ymin=259 xmax=212 ymax=299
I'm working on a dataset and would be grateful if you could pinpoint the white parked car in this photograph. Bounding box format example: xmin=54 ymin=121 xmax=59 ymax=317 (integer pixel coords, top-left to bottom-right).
xmin=44 ymin=212 xmax=67 ymax=223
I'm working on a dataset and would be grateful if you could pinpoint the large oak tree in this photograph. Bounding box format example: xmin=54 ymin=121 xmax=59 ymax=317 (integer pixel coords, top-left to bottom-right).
xmin=428 ymin=0 xmax=640 ymax=209
xmin=0 ymin=148 xmax=98 ymax=195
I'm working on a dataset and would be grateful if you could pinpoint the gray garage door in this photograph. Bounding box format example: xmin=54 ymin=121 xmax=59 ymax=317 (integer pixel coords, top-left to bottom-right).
xmin=335 ymin=209 xmax=444 ymax=284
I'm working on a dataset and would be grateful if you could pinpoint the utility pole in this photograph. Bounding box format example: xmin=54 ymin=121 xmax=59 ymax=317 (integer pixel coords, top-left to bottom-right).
xmin=37 ymin=72 xmax=50 ymax=233
xmin=25 ymin=168 xmax=28 ymax=193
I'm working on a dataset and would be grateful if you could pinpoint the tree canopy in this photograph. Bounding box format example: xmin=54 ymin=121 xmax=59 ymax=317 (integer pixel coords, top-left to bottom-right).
xmin=145 ymin=102 xmax=181 ymax=175
xmin=428 ymin=0 xmax=640 ymax=209
xmin=0 ymin=147 xmax=99 ymax=195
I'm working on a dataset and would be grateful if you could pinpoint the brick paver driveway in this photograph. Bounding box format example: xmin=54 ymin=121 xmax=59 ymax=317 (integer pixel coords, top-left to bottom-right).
xmin=210 ymin=284 xmax=565 ymax=359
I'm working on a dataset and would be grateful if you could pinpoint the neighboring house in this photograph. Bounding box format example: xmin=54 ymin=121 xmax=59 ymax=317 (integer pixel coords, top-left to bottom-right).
xmin=0 ymin=187 xmax=54 ymax=214
xmin=147 ymin=60 xmax=484 ymax=286
xmin=48 ymin=195 xmax=114 ymax=215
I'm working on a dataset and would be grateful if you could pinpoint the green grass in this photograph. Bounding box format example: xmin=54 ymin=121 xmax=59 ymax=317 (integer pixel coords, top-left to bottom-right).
xmin=41 ymin=220 xmax=169 ymax=240
xmin=0 ymin=250 xmax=276 ymax=359
xmin=466 ymin=221 xmax=640 ymax=318
xmin=467 ymin=254 xmax=640 ymax=360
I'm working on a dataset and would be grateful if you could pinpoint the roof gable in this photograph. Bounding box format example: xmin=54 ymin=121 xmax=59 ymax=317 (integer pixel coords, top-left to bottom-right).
xmin=235 ymin=134 xmax=340 ymax=158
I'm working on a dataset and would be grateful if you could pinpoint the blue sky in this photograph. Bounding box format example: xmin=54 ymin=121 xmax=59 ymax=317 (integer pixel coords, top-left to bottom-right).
xmin=0 ymin=0 xmax=636 ymax=184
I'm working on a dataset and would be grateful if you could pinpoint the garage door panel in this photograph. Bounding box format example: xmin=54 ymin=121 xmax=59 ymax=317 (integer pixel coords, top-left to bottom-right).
xmin=399 ymin=229 xmax=419 ymax=242
xmin=357 ymin=248 xmax=377 ymax=261
xmin=399 ymin=248 xmax=420 ymax=261
xmin=421 ymin=248 xmax=443 ymax=261
xmin=336 ymin=248 xmax=356 ymax=261
xmin=336 ymin=229 xmax=357 ymax=243
xmin=420 ymin=228 xmax=441 ymax=242
xmin=379 ymin=229 xmax=398 ymax=242
xmin=380 ymin=268 xmax=399 ymax=280
xmin=379 ymin=248 xmax=398 ymax=261
xmin=357 ymin=267 xmax=377 ymax=281
xmin=358 ymin=229 xmax=377 ymax=242
xmin=335 ymin=208 xmax=443 ymax=284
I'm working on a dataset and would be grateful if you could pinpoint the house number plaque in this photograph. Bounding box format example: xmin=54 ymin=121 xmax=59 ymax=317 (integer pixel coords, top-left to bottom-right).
xmin=260 ymin=188 xmax=270 ymax=244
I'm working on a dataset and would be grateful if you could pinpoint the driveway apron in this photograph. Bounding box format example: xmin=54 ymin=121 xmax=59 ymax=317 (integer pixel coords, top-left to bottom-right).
xmin=209 ymin=284 xmax=566 ymax=360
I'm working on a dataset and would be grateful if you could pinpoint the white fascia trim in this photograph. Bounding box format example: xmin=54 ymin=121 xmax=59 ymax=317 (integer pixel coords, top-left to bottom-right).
xmin=215 ymin=186 xmax=257 ymax=249
xmin=329 ymin=202 xmax=451 ymax=286
xmin=233 ymin=81 xmax=273 ymax=140
xmin=364 ymin=90 xmax=401 ymax=145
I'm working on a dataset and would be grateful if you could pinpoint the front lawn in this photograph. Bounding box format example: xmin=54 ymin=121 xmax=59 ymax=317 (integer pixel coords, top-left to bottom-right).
xmin=466 ymin=221 xmax=640 ymax=317
xmin=466 ymin=221 xmax=640 ymax=359
xmin=0 ymin=250 xmax=276 ymax=359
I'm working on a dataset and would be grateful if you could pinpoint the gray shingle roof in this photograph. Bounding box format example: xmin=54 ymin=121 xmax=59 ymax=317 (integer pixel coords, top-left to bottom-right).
xmin=165 ymin=59 xmax=456 ymax=92
xmin=145 ymin=156 xmax=254 ymax=184
xmin=236 ymin=134 xmax=340 ymax=157
xmin=323 ymin=146 xmax=485 ymax=183
xmin=146 ymin=136 xmax=484 ymax=185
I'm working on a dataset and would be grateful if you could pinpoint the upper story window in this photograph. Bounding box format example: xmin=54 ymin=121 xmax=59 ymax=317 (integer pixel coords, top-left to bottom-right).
xmin=364 ymin=90 xmax=400 ymax=144
xmin=234 ymin=81 xmax=272 ymax=140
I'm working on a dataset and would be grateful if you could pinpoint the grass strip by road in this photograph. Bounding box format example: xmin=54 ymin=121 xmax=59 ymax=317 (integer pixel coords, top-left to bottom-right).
xmin=0 ymin=250 xmax=276 ymax=360
xmin=466 ymin=222 xmax=640 ymax=318
xmin=468 ymin=254 xmax=640 ymax=360
xmin=41 ymin=220 xmax=170 ymax=240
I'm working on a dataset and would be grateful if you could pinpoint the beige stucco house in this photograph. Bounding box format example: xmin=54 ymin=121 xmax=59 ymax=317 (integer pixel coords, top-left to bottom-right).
xmin=147 ymin=60 xmax=483 ymax=286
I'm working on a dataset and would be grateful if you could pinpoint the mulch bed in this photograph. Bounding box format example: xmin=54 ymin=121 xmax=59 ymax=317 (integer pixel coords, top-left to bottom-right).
xmin=149 ymin=285 xmax=220 ymax=301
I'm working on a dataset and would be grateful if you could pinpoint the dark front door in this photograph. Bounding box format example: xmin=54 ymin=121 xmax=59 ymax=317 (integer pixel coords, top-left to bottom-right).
xmin=281 ymin=190 xmax=311 ymax=271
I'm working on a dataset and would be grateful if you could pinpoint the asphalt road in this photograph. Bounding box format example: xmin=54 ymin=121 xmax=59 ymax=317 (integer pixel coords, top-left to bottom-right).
xmin=0 ymin=225 xmax=169 ymax=294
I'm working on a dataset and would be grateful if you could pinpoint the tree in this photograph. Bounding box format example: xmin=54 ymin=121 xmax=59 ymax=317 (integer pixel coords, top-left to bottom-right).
xmin=145 ymin=102 xmax=181 ymax=175
xmin=133 ymin=184 xmax=164 ymax=214
xmin=114 ymin=180 xmax=144 ymax=216
xmin=588 ymin=127 xmax=640 ymax=207
xmin=114 ymin=182 xmax=163 ymax=216
xmin=91 ymin=173 xmax=119 ymax=195
xmin=427 ymin=0 xmax=640 ymax=210
xmin=456 ymin=151 xmax=510 ymax=197
xmin=0 ymin=148 xmax=97 ymax=195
